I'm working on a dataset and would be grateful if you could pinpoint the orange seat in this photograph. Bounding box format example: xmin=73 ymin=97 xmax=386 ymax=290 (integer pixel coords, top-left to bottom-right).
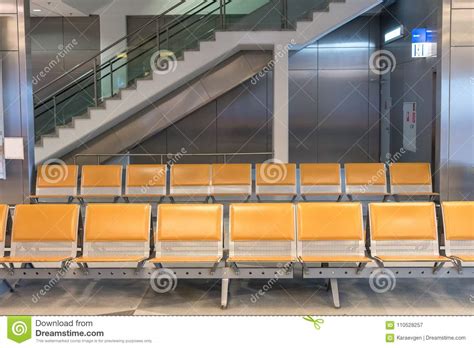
xmin=389 ymin=163 xmax=437 ymax=196
xmin=79 ymin=165 xmax=122 ymax=199
xmin=125 ymin=164 xmax=166 ymax=198
xmin=211 ymin=163 xmax=251 ymax=198
xmin=255 ymin=163 xmax=297 ymax=198
xmin=170 ymin=164 xmax=211 ymax=197
xmin=76 ymin=204 xmax=151 ymax=264
xmin=229 ymin=203 xmax=296 ymax=262
xmin=345 ymin=163 xmax=387 ymax=196
xmin=31 ymin=164 xmax=79 ymax=200
xmin=299 ymin=163 xmax=342 ymax=196
xmin=297 ymin=202 xmax=369 ymax=264
xmin=0 ymin=204 xmax=80 ymax=264
xmin=369 ymin=202 xmax=447 ymax=265
xmin=151 ymin=204 xmax=223 ymax=264
xmin=442 ymin=201 xmax=474 ymax=263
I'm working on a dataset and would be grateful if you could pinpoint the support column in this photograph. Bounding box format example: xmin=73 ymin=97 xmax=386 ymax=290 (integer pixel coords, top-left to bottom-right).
xmin=0 ymin=0 xmax=35 ymax=203
xmin=99 ymin=14 xmax=128 ymax=99
xmin=272 ymin=43 xmax=289 ymax=163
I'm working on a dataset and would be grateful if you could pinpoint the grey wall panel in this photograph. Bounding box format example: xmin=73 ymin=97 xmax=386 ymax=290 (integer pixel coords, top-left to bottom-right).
xmin=166 ymin=102 xmax=217 ymax=164
xmin=216 ymin=77 xmax=270 ymax=163
xmin=289 ymin=70 xmax=318 ymax=163
xmin=30 ymin=16 xmax=100 ymax=93
xmin=0 ymin=15 xmax=18 ymax=51
xmin=317 ymin=70 xmax=370 ymax=163
xmin=0 ymin=0 xmax=18 ymax=14
xmin=30 ymin=17 xmax=63 ymax=51
xmin=1 ymin=51 xmax=21 ymax=135
xmin=318 ymin=17 xmax=370 ymax=48
xmin=63 ymin=16 xmax=101 ymax=50
xmin=318 ymin=47 xmax=369 ymax=70
xmin=448 ymin=46 xmax=474 ymax=199
xmin=451 ymin=9 xmax=474 ymax=46
xmin=289 ymin=47 xmax=318 ymax=70
xmin=452 ymin=0 xmax=474 ymax=8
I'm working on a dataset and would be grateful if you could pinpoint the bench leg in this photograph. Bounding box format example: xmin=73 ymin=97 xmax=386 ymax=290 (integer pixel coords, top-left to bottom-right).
xmin=2 ymin=280 xmax=15 ymax=292
xmin=330 ymin=278 xmax=340 ymax=309
xmin=221 ymin=278 xmax=230 ymax=309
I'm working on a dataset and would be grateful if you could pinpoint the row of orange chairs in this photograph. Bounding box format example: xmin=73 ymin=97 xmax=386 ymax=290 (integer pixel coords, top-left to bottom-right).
xmin=1 ymin=201 xmax=471 ymax=269
xmin=31 ymin=162 xmax=438 ymax=202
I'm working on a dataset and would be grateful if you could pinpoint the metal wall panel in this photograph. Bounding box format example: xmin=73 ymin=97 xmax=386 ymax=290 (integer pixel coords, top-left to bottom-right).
xmin=30 ymin=17 xmax=63 ymax=51
xmin=0 ymin=0 xmax=18 ymax=14
xmin=30 ymin=16 xmax=100 ymax=93
xmin=317 ymin=70 xmax=370 ymax=162
xmin=166 ymin=102 xmax=217 ymax=164
xmin=451 ymin=9 xmax=474 ymax=46
xmin=448 ymin=46 xmax=474 ymax=199
xmin=288 ymin=70 xmax=318 ymax=162
xmin=318 ymin=47 xmax=369 ymax=70
xmin=452 ymin=0 xmax=474 ymax=8
xmin=216 ymin=76 xmax=270 ymax=163
xmin=0 ymin=15 xmax=18 ymax=51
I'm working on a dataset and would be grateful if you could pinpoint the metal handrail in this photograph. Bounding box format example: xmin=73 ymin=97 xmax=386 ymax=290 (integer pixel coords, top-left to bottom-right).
xmin=34 ymin=0 xmax=187 ymax=97
xmin=73 ymin=152 xmax=274 ymax=165
xmin=35 ymin=0 xmax=226 ymax=118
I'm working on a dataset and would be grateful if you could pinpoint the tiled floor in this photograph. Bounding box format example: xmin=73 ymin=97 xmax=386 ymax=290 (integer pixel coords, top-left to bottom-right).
xmin=1 ymin=274 xmax=473 ymax=316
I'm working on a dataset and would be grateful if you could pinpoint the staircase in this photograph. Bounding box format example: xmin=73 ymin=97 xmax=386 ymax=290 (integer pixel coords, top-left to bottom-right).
xmin=33 ymin=0 xmax=383 ymax=164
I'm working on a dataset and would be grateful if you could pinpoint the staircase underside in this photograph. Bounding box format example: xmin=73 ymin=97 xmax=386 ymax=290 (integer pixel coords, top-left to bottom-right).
xmin=63 ymin=51 xmax=273 ymax=163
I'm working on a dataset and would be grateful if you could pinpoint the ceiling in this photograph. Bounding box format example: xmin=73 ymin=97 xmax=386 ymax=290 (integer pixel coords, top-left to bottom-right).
xmin=30 ymin=0 xmax=113 ymax=17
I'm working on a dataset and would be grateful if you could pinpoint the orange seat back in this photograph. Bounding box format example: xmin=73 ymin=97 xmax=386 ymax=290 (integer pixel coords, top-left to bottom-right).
xmin=442 ymin=202 xmax=474 ymax=241
xmin=157 ymin=204 xmax=223 ymax=241
xmin=230 ymin=203 xmax=295 ymax=241
xmin=126 ymin=164 xmax=166 ymax=187
xmin=370 ymin=202 xmax=437 ymax=241
xmin=81 ymin=165 xmax=122 ymax=188
xmin=85 ymin=204 xmax=151 ymax=241
xmin=12 ymin=204 xmax=80 ymax=242
xmin=297 ymin=203 xmax=364 ymax=241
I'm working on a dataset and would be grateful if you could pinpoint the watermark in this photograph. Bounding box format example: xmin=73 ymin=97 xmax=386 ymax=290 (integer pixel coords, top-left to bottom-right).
xmin=40 ymin=158 xmax=69 ymax=184
xmin=250 ymin=261 xmax=293 ymax=303
xmin=369 ymin=268 xmax=397 ymax=294
xmin=259 ymin=158 xmax=288 ymax=184
xmin=303 ymin=316 xmax=324 ymax=330
xmin=250 ymin=39 xmax=296 ymax=85
xmin=150 ymin=268 xmax=178 ymax=294
xmin=369 ymin=49 xmax=397 ymax=75
xmin=32 ymin=39 xmax=78 ymax=86
xmin=469 ymin=294 xmax=474 ymax=304
xmin=140 ymin=147 xmax=187 ymax=194
xmin=8 ymin=316 xmax=32 ymax=343
xmin=359 ymin=147 xmax=406 ymax=193
xmin=150 ymin=50 xmax=178 ymax=75
xmin=32 ymin=262 xmax=71 ymax=304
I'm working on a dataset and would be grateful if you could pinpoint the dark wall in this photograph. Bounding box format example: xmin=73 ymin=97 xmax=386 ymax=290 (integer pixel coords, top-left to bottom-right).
xmin=130 ymin=16 xmax=381 ymax=164
xmin=289 ymin=16 xmax=381 ymax=163
xmin=130 ymin=74 xmax=273 ymax=164
xmin=381 ymin=0 xmax=440 ymax=163
xmin=30 ymin=16 xmax=100 ymax=99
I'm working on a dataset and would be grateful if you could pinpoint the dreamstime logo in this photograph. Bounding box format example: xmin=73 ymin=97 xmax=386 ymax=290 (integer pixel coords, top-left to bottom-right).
xmin=369 ymin=269 xmax=396 ymax=294
xmin=150 ymin=50 xmax=178 ymax=75
xmin=369 ymin=50 xmax=397 ymax=75
xmin=259 ymin=159 xmax=287 ymax=184
xmin=41 ymin=159 xmax=69 ymax=184
xmin=470 ymin=294 xmax=474 ymax=304
xmin=8 ymin=316 xmax=32 ymax=343
xmin=150 ymin=268 xmax=178 ymax=293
